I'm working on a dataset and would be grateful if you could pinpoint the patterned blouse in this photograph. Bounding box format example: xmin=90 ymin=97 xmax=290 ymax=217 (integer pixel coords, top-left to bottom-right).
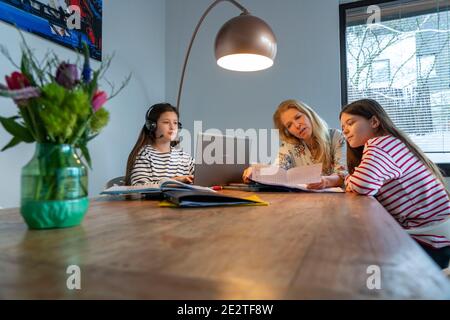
xmin=276 ymin=128 xmax=347 ymax=177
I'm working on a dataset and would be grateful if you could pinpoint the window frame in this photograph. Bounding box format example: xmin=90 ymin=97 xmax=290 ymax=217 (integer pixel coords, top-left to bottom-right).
xmin=339 ymin=0 xmax=450 ymax=175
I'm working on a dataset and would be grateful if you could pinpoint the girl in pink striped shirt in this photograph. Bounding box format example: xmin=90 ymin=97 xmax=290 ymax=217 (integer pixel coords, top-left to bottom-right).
xmin=340 ymin=99 xmax=450 ymax=269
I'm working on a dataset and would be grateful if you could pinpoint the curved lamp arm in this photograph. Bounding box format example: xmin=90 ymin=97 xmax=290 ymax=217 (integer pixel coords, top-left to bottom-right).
xmin=175 ymin=0 xmax=249 ymax=113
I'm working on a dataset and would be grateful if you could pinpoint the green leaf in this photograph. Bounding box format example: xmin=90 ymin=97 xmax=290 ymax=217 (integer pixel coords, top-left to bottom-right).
xmin=20 ymin=52 xmax=37 ymax=86
xmin=78 ymin=143 xmax=92 ymax=169
xmin=1 ymin=136 xmax=22 ymax=151
xmin=87 ymin=133 xmax=99 ymax=142
xmin=0 ymin=116 xmax=34 ymax=142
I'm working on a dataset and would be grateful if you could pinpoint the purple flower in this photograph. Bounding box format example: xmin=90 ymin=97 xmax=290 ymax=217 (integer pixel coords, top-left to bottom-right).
xmin=55 ymin=62 xmax=79 ymax=89
xmin=10 ymin=87 xmax=41 ymax=100
xmin=0 ymin=85 xmax=41 ymax=106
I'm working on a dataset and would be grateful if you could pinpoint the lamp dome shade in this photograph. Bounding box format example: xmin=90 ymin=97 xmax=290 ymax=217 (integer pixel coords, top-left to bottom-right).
xmin=215 ymin=14 xmax=277 ymax=72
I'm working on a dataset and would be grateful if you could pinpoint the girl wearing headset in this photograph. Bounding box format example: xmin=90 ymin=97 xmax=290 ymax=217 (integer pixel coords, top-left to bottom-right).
xmin=125 ymin=103 xmax=194 ymax=185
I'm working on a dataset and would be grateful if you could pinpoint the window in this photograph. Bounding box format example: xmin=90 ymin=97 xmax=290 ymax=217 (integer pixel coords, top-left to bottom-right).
xmin=371 ymin=59 xmax=391 ymax=84
xmin=340 ymin=0 xmax=450 ymax=169
xmin=418 ymin=54 xmax=437 ymax=78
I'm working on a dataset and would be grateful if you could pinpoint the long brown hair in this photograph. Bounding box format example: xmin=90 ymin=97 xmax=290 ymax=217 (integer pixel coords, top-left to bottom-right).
xmin=125 ymin=103 xmax=179 ymax=185
xmin=273 ymin=99 xmax=332 ymax=171
xmin=340 ymin=99 xmax=448 ymax=194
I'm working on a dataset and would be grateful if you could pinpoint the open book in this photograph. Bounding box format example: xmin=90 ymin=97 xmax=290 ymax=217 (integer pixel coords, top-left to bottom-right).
xmin=250 ymin=164 xmax=344 ymax=193
xmin=101 ymin=178 xmax=215 ymax=195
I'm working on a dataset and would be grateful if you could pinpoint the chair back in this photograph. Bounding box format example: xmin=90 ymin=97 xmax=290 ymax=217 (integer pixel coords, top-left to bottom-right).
xmin=106 ymin=176 xmax=125 ymax=188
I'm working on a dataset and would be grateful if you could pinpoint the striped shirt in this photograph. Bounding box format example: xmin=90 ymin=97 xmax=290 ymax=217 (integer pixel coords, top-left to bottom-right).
xmin=345 ymin=135 xmax=450 ymax=248
xmin=130 ymin=145 xmax=195 ymax=185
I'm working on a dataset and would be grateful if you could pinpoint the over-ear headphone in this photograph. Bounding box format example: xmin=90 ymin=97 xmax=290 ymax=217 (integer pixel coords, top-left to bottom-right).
xmin=145 ymin=118 xmax=158 ymax=132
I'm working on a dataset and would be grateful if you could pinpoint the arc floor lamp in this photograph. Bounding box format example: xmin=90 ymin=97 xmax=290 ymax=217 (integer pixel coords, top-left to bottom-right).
xmin=176 ymin=0 xmax=277 ymax=112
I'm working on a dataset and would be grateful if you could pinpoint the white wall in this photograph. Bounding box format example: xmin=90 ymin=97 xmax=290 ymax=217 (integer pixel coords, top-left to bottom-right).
xmin=165 ymin=0 xmax=342 ymax=144
xmin=0 ymin=0 xmax=166 ymax=208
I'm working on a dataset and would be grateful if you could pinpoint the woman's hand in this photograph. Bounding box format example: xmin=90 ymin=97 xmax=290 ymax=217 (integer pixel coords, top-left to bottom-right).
xmin=306 ymin=176 xmax=330 ymax=190
xmin=173 ymin=175 xmax=194 ymax=184
xmin=307 ymin=174 xmax=345 ymax=190
xmin=242 ymin=167 xmax=253 ymax=184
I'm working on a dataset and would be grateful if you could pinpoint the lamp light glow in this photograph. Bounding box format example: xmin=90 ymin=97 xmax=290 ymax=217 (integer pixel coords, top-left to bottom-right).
xmin=217 ymin=54 xmax=273 ymax=71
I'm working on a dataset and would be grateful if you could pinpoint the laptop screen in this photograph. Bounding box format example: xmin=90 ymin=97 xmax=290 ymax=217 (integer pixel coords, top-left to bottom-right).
xmin=194 ymin=132 xmax=251 ymax=186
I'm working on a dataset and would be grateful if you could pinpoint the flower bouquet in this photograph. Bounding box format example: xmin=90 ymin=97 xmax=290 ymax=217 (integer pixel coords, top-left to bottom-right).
xmin=0 ymin=38 xmax=129 ymax=229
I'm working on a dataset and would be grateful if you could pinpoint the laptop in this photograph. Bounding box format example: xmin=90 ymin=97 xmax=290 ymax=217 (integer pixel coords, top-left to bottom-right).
xmin=194 ymin=132 xmax=251 ymax=187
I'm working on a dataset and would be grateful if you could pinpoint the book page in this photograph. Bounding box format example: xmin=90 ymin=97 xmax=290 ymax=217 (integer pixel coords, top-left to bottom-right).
xmin=286 ymin=164 xmax=322 ymax=184
xmin=160 ymin=178 xmax=216 ymax=193
xmin=101 ymin=184 xmax=160 ymax=194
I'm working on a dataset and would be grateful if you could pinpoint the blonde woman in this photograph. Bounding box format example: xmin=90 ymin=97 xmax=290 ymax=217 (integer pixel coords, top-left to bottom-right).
xmin=243 ymin=99 xmax=347 ymax=189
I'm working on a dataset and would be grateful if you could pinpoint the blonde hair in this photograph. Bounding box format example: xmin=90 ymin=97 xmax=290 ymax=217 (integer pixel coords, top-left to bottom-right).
xmin=273 ymin=99 xmax=332 ymax=170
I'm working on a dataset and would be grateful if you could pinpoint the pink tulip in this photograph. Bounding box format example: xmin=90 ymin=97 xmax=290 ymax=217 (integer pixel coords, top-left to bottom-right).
xmin=92 ymin=91 xmax=107 ymax=112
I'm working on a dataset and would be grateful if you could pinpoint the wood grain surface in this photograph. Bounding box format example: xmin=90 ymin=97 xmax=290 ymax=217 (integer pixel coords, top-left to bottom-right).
xmin=0 ymin=191 xmax=449 ymax=299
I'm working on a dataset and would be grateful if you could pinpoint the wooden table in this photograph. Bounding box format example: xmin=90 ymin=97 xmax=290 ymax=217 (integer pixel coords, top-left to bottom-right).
xmin=0 ymin=191 xmax=449 ymax=299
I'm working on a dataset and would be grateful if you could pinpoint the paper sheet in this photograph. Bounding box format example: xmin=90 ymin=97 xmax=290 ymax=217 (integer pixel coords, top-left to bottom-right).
xmin=252 ymin=164 xmax=322 ymax=185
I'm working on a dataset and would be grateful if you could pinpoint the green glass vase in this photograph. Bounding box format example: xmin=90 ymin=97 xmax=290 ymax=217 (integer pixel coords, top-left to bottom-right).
xmin=20 ymin=143 xmax=89 ymax=229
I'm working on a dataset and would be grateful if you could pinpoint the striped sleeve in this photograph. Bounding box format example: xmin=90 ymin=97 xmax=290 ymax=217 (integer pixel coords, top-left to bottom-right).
xmin=346 ymin=145 xmax=403 ymax=196
xmin=130 ymin=148 xmax=155 ymax=185
xmin=188 ymin=156 xmax=195 ymax=175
